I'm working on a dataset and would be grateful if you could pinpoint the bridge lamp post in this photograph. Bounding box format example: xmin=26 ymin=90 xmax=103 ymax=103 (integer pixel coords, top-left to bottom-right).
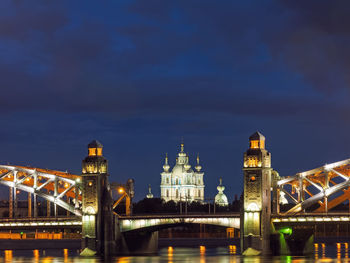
xmin=113 ymin=187 xmax=131 ymax=216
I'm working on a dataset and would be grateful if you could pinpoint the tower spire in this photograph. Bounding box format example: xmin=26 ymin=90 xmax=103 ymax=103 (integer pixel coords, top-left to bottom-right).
xmin=146 ymin=184 xmax=154 ymax=199
xmin=180 ymin=137 xmax=184 ymax=153
xmin=195 ymin=153 xmax=202 ymax=172
xmin=163 ymin=153 xmax=170 ymax=172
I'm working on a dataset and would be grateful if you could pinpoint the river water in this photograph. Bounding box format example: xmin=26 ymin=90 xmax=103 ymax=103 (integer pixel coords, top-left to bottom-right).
xmin=0 ymin=243 xmax=348 ymax=262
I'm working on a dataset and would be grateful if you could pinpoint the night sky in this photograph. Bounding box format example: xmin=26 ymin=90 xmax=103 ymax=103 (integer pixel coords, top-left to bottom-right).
xmin=1 ymin=1 xmax=350 ymax=201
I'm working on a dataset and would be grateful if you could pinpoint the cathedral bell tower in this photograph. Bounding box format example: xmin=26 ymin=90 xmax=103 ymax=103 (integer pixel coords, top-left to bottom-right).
xmin=241 ymin=132 xmax=272 ymax=254
xmin=81 ymin=140 xmax=110 ymax=255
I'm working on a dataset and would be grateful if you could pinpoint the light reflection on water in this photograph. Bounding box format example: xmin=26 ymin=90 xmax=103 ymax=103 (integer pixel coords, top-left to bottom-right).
xmin=0 ymin=244 xmax=349 ymax=263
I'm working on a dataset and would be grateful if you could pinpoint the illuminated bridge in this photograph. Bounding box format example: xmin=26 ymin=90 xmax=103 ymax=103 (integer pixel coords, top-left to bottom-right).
xmin=0 ymin=165 xmax=82 ymax=218
xmin=2 ymin=136 xmax=350 ymax=256
xmin=275 ymin=158 xmax=350 ymax=215
xmin=2 ymin=158 xmax=350 ymax=230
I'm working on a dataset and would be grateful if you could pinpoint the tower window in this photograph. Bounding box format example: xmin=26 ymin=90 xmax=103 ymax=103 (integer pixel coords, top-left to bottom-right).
xmin=250 ymin=140 xmax=265 ymax=149
xmin=250 ymin=140 xmax=259 ymax=149
xmin=97 ymin=148 xmax=102 ymax=156
xmin=88 ymin=148 xmax=96 ymax=156
xmin=248 ymin=157 xmax=258 ymax=167
xmin=166 ymin=178 xmax=169 ymax=184
xmin=166 ymin=189 xmax=169 ymax=197
xmin=176 ymin=178 xmax=179 ymax=185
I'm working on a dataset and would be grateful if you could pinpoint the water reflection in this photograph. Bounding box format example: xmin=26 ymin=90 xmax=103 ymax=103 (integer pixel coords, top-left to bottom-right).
xmin=4 ymin=250 xmax=12 ymax=262
xmin=229 ymin=245 xmax=237 ymax=255
xmin=2 ymin=245 xmax=350 ymax=262
xmin=117 ymin=257 xmax=130 ymax=263
xmin=200 ymin=246 xmax=205 ymax=263
xmin=167 ymin=246 xmax=173 ymax=263
xmin=33 ymin=249 xmax=39 ymax=262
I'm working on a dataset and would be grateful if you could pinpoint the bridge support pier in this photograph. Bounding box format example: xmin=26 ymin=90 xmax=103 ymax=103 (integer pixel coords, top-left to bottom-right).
xmin=80 ymin=140 xmax=115 ymax=256
xmin=241 ymin=132 xmax=272 ymax=255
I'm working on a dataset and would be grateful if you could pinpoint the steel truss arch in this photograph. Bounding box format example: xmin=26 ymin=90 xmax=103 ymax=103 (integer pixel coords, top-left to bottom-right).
xmin=0 ymin=165 xmax=82 ymax=216
xmin=277 ymin=158 xmax=350 ymax=215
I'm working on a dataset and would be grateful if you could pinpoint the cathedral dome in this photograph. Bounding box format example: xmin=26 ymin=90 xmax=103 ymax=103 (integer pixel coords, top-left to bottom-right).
xmin=172 ymin=164 xmax=184 ymax=177
xmin=215 ymin=178 xmax=228 ymax=206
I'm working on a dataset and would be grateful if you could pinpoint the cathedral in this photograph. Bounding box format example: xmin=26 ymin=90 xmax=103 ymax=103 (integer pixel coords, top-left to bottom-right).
xmin=160 ymin=143 xmax=205 ymax=202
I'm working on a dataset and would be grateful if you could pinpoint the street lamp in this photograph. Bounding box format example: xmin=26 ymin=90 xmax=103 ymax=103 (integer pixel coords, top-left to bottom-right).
xmin=113 ymin=186 xmax=131 ymax=216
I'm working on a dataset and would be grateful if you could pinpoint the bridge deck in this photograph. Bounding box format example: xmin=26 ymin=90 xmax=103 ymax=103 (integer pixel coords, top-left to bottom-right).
xmin=119 ymin=213 xmax=240 ymax=219
xmin=272 ymin=213 xmax=350 ymax=224
xmin=119 ymin=213 xmax=240 ymax=232
xmin=0 ymin=217 xmax=82 ymax=229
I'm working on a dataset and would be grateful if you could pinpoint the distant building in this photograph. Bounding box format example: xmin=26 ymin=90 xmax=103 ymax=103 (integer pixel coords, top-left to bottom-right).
xmin=146 ymin=184 xmax=154 ymax=199
xmin=215 ymin=178 xmax=228 ymax=206
xmin=160 ymin=143 xmax=204 ymax=202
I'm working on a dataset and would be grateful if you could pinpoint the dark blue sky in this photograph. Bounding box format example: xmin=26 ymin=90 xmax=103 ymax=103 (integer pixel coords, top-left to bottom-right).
xmin=1 ymin=1 xmax=350 ymax=201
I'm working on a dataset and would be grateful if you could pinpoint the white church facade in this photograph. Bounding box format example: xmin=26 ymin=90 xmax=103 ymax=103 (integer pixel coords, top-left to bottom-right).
xmin=160 ymin=143 xmax=205 ymax=202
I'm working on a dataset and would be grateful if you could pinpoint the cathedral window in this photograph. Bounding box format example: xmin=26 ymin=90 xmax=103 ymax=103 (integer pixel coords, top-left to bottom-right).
xmin=166 ymin=178 xmax=169 ymax=184
xmin=166 ymin=190 xmax=169 ymax=197
xmin=198 ymin=190 xmax=201 ymax=197
xmin=176 ymin=189 xmax=179 ymax=198
xmin=187 ymin=189 xmax=190 ymax=197
xmin=176 ymin=178 xmax=179 ymax=185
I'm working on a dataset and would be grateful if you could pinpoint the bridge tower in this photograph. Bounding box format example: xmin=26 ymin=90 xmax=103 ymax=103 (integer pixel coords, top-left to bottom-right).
xmin=241 ymin=132 xmax=272 ymax=254
xmin=81 ymin=140 xmax=114 ymax=255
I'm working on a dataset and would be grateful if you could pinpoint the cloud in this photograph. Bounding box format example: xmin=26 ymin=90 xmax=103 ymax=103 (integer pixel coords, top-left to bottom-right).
xmin=0 ymin=0 xmax=350 ymax=121
xmin=264 ymin=1 xmax=350 ymax=94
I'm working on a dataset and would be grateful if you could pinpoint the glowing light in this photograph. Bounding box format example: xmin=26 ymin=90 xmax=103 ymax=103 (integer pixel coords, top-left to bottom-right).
xmin=88 ymin=148 xmax=96 ymax=156
xmin=97 ymin=148 xmax=102 ymax=156
xmin=228 ymin=245 xmax=236 ymax=255
xmin=279 ymin=227 xmax=292 ymax=235
xmin=33 ymin=249 xmax=39 ymax=259
xmin=88 ymin=181 xmax=93 ymax=187
xmin=4 ymin=250 xmax=13 ymax=261
xmin=200 ymin=246 xmax=206 ymax=254
xmin=118 ymin=188 xmax=125 ymax=194
xmin=64 ymin=183 xmax=69 ymax=188
xmin=247 ymin=202 xmax=259 ymax=212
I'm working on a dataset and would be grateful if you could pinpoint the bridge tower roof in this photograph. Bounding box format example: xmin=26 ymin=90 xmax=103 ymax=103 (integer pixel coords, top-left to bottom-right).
xmin=88 ymin=140 xmax=103 ymax=148
xmin=249 ymin=131 xmax=265 ymax=141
